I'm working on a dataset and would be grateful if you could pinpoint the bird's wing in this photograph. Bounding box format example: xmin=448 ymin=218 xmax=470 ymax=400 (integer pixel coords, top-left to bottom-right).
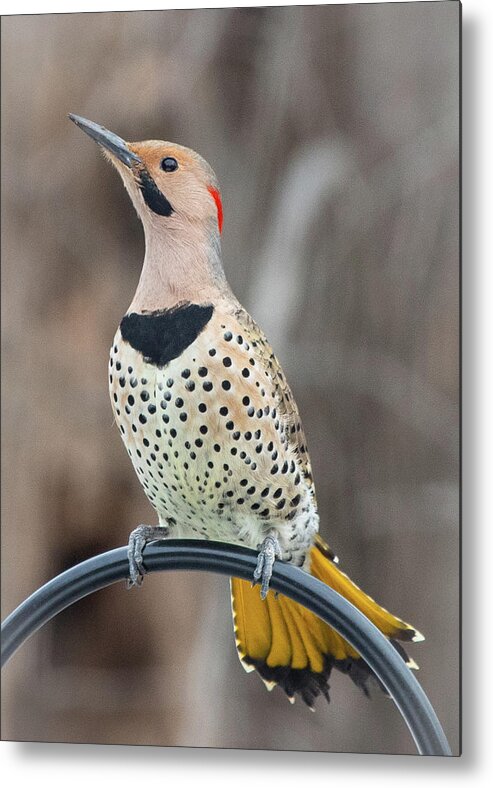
xmin=232 ymin=306 xmax=315 ymax=495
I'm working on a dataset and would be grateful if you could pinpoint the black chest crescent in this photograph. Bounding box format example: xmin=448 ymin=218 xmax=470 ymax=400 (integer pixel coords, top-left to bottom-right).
xmin=120 ymin=302 xmax=214 ymax=368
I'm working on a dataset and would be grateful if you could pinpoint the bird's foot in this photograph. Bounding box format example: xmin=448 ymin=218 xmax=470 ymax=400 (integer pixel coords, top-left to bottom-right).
xmin=127 ymin=524 xmax=169 ymax=588
xmin=253 ymin=532 xmax=282 ymax=600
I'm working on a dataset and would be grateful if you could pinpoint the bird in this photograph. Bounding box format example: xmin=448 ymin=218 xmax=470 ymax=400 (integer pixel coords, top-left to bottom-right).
xmin=69 ymin=113 xmax=423 ymax=708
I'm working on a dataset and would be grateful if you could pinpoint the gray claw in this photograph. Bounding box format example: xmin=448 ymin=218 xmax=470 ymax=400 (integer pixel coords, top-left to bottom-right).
xmin=127 ymin=524 xmax=169 ymax=588
xmin=253 ymin=533 xmax=282 ymax=599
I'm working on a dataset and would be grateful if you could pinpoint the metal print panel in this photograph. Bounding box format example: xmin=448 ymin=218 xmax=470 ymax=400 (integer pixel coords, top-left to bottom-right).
xmin=1 ymin=1 xmax=460 ymax=756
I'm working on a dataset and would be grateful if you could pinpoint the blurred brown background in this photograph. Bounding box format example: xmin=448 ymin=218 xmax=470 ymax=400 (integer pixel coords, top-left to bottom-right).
xmin=1 ymin=3 xmax=459 ymax=755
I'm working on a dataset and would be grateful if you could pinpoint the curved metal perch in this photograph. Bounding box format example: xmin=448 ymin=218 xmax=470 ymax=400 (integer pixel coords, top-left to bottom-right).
xmin=1 ymin=539 xmax=451 ymax=756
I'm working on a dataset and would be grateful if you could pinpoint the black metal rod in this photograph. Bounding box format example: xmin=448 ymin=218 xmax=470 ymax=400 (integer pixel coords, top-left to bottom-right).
xmin=1 ymin=539 xmax=451 ymax=756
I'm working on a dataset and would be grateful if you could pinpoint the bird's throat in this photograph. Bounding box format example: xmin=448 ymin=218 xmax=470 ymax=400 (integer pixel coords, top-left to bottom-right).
xmin=129 ymin=222 xmax=227 ymax=313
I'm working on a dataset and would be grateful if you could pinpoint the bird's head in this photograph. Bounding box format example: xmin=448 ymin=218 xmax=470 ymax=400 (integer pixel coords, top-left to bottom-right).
xmin=68 ymin=114 xmax=223 ymax=237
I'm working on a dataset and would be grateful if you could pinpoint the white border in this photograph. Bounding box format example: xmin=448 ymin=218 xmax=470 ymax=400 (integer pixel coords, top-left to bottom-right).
xmin=0 ymin=0 xmax=461 ymax=15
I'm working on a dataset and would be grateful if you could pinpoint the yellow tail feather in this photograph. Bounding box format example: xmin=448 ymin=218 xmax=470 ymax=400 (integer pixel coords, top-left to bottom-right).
xmin=231 ymin=536 xmax=423 ymax=706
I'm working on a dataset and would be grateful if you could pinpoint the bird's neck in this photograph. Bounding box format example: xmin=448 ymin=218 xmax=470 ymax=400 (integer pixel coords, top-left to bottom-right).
xmin=128 ymin=221 xmax=229 ymax=313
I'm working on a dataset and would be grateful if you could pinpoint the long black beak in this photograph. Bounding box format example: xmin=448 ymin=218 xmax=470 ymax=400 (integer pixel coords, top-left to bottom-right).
xmin=68 ymin=114 xmax=141 ymax=168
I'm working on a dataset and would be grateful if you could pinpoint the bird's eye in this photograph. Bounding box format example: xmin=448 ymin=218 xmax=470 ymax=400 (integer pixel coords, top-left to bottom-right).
xmin=160 ymin=157 xmax=178 ymax=173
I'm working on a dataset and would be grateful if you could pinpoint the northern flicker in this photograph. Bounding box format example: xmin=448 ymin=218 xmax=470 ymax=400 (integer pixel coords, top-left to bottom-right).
xmin=69 ymin=114 xmax=423 ymax=707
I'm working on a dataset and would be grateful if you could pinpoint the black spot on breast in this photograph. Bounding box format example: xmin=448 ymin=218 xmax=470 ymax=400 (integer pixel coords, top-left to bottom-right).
xmin=120 ymin=302 xmax=214 ymax=368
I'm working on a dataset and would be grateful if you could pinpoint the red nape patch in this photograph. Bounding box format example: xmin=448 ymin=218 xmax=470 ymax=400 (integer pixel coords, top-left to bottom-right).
xmin=207 ymin=186 xmax=223 ymax=234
